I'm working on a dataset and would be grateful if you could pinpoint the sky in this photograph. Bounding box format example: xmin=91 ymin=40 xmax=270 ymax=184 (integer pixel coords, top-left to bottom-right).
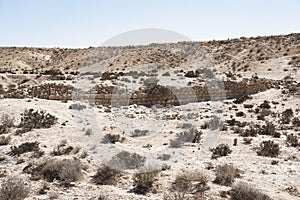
xmin=0 ymin=0 xmax=299 ymax=48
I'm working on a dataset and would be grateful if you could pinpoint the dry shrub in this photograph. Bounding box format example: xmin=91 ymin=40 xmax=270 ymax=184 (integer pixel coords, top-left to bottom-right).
xmin=0 ymin=177 xmax=29 ymax=200
xmin=0 ymin=135 xmax=11 ymax=145
xmin=10 ymin=142 xmax=40 ymax=156
xmin=107 ymin=151 xmax=146 ymax=170
xmin=25 ymin=158 xmax=82 ymax=185
xmin=230 ymin=182 xmax=272 ymax=200
xmin=257 ymin=140 xmax=280 ymax=157
xmin=0 ymin=114 xmax=15 ymax=128
xmin=172 ymin=171 xmax=209 ymax=195
xmin=211 ymin=144 xmax=232 ymax=159
xmin=102 ymin=134 xmax=125 ymax=144
xmin=18 ymin=109 xmax=57 ymax=133
xmin=91 ymin=165 xmax=122 ymax=185
xmin=170 ymin=128 xmax=202 ymax=148
xmin=131 ymin=170 xmax=159 ymax=195
xmin=213 ymin=164 xmax=240 ymax=186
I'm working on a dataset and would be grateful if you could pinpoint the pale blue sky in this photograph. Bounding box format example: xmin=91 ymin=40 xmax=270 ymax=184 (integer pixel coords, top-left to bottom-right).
xmin=0 ymin=0 xmax=299 ymax=47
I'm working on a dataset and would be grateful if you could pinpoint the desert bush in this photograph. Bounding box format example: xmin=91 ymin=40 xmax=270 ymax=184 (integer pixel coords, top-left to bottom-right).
xmin=0 ymin=135 xmax=11 ymax=145
xmin=170 ymin=128 xmax=202 ymax=148
xmin=157 ymin=154 xmax=171 ymax=161
xmin=259 ymin=122 xmax=280 ymax=138
xmin=163 ymin=192 xmax=192 ymax=200
xmin=243 ymin=138 xmax=253 ymax=145
xmin=257 ymin=140 xmax=280 ymax=157
xmin=69 ymin=103 xmax=86 ymax=110
xmin=281 ymin=108 xmax=294 ymax=124
xmin=0 ymin=177 xmax=29 ymax=200
xmin=243 ymin=104 xmax=254 ymax=109
xmin=209 ymin=115 xmax=222 ymax=130
xmin=131 ymin=170 xmax=159 ymax=195
xmin=131 ymin=129 xmax=149 ymax=137
xmin=0 ymin=124 xmax=9 ymax=135
xmin=18 ymin=109 xmax=57 ymax=132
xmin=241 ymin=126 xmax=258 ymax=137
xmin=91 ymin=165 xmax=122 ymax=185
xmin=233 ymin=95 xmax=251 ymax=104
xmin=0 ymin=114 xmax=15 ymax=128
xmin=172 ymin=171 xmax=209 ymax=195
xmin=286 ymin=134 xmax=299 ymax=147
xmin=292 ymin=117 xmax=300 ymax=127
xmin=26 ymin=158 xmax=82 ymax=185
xmin=102 ymin=134 xmax=125 ymax=144
xmin=107 ymin=151 xmax=146 ymax=170
xmin=51 ymin=141 xmax=76 ymax=156
xmin=10 ymin=142 xmax=40 ymax=156
xmin=236 ymin=111 xmax=245 ymax=117
xmin=230 ymin=182 xmax=272 ymax=200
xmin=211 ymin=144 xmax=232 ymax=159
xmin=259 ymin=100 xmax=271 ymax=109
xmin=213 ymin=164 xmax=240 ymax=186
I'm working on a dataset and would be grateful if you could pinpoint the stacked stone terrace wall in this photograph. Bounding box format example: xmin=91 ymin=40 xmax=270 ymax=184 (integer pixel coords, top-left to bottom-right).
xmin=2 ymin=79 xmax=273 ymax=107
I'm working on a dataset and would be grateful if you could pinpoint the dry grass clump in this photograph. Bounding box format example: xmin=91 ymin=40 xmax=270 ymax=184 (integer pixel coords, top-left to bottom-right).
xmin=230 ymin=182 xmax=272 ymax=200
xmin=0 ymin=177 xmax=29 ymax=200
xmin=172 ymin=171 xmax=209 ymax=195
xmin=213 ymin=164 xmax=241 ymax=186
xmin=91 ymin=165 xmax=122 ymax=185
xmin=25 ymin=158 xmax=82 ymax=186
xmin=211 ymin=144 xmax=232 ymax=159
xmin=131 ymin=170 xmax=159 ymax=195
xmin=257 ymin=140 xmax=280 ymax=157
